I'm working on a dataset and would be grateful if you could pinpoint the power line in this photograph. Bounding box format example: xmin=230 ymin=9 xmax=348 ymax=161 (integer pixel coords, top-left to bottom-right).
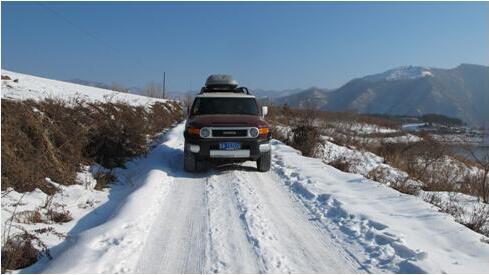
xmin=36 ymin=3 xmax=170 ymax=93
xmin=36 ymin=2 xmax=118 ymax=54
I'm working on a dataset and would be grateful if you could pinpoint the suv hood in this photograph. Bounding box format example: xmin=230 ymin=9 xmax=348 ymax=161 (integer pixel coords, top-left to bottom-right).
xmin=188 ymin=114 xmax=268 ymax=128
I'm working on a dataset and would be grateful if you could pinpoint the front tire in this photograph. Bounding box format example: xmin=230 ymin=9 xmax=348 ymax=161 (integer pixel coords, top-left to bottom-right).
xmin=184 ymin=143 xmax=207 ymax=172
xmin=257 ymin=150 xmax=271 ymax=172
xmin=184 ymin=146 xmax=197 ymax=172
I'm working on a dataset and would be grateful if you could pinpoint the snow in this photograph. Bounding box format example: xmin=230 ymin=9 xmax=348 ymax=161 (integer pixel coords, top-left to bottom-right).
xmin=2 ymin=70 xmax=487 ymax=273
xmin=273 ymin=141 xmax=489 ymax=273
xmin=364 ymin=66 xmax=433 ymax=82
xmin=1 ymin=167 xmax=109 ymax=255
xmin=12 ymin=123 xmax=489 ymax=274
xmin=332 ymin=122 xmax=399 ymax=135
xmin=1 ymin=70 xmax=168 ymax=106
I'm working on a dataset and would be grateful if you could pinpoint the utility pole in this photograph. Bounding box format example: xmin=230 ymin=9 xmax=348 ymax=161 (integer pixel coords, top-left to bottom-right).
xmin=162 ymin=72 xmax=166 ymax=99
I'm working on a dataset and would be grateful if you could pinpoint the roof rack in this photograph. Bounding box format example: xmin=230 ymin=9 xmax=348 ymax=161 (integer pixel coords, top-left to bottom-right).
xmin=199 ymin=86 xmax=252 ymax=95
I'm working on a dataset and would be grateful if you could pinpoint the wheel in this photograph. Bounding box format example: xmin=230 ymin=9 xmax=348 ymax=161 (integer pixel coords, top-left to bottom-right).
xmin=184 ymin=142 xmax=208 ymax=172
xmin=184 ymin=146 xmax=197 ymax=172
xmin=257 ymin=150 xmax=271 ymax=172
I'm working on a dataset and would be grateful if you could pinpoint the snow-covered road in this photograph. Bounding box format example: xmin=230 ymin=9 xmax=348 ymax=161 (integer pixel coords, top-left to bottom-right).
xmin=135 ymin=162 xmax=361 ymax=273
xmin=22 ymin=123 xmax=489 ymax=274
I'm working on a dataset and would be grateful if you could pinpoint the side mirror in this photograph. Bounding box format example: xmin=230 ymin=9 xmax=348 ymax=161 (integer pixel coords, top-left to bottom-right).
xmin=261 ymin=106 xmax=268 ymax=117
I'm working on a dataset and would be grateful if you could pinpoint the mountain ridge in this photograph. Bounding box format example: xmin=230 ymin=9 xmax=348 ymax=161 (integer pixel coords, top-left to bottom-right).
xmin=275 ymin=64 xmax=489 ymax=126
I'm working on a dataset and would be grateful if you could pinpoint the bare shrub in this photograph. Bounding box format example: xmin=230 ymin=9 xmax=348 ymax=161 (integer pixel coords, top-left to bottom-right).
xmin=1 ymin=99 xmax=183 ymax=195
xmin=328 ymin=157 xmax=351 ymax=172
xmin=421 ymin=163 xmax=461 ymax=192
xmin=461 ymin=204 xmax=489 ymax=236
xmin=291 ymin=125 xmax=321 ymax=157
xmin=1 ymin=99 xmax=78 ymax=194
xmin=13 ymin=210 xmax=43 ymax=224
xmin=1 ymin=233 xmax=39 ymax=273
xmin=462 ymin=147 xmax=489 ymax=203
xmin=390 ymin=178 xmax=419 ymax=195
xmin=375 ymin=138 xmax=451 ymax=192
xmin=83 ymin=102 xmax=148 ymax=168
xmin=46 ymin=208 xmax=72 ymax=224
xmin=94 ymin=171 xmax=115 ymax=190
xmin=2 ymin=75 xmax=11 ymax=80
xmin=425 ymin=192 xmax=489 ymax=237
xmin=288 ymin=107 xmax=322 ymax=157
xmin=143 ymin=82 xmax=163 ymax=98
xmin=461 ymin=172 xmax=489 ymax=203
xmin=270 ymin=126 xmax=288 ymax=143
xmin=110 ymin=82 xmax=130 ymax=93
xmin=366 ymin=166 xmax=390 ymax=183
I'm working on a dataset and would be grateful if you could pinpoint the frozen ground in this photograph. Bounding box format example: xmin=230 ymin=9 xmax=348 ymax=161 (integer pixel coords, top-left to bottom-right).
xmin=15 ymin=123 xmax=489 ymax=274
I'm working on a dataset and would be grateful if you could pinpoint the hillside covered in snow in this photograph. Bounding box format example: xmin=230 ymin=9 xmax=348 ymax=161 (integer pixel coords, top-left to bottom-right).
xmin=1 ymin=70 xmax=168 ymax=106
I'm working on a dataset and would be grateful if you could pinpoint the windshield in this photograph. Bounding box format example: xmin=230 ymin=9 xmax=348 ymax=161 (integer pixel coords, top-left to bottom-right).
xmin=191 ymin=97 xmax=259 ymax=116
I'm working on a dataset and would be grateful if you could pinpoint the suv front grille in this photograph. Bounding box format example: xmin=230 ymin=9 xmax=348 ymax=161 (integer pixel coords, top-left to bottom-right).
xmin=212 ymin=129 xmax=248 ymax=137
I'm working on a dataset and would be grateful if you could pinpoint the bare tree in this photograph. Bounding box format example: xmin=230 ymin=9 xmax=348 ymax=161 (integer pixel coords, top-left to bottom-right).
xmin=111 ymin=82 xmax=129 ymax=93
xmin=464 ymin=145 xmax=489 ymax=203
xmin=143 ymin=82 xmax=163 ymax=98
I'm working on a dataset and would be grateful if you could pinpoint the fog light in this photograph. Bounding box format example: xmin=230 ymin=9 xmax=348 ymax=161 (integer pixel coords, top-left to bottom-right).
xmin=188 ymin=144 xmax=200 ymax=153
xmin=259 ymin=143 xmax=271 ymax=152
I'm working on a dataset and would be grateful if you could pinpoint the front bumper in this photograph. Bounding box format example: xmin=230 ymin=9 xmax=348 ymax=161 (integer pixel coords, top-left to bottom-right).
xmin=185 ymin=137 xmax=271 ymax=161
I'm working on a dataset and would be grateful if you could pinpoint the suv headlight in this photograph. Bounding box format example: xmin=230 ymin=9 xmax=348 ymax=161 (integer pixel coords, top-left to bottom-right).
xmin=200 ymin=127 xmax=211 ymax=138
xmin=249 ymin=127 xmax=259 ymax=138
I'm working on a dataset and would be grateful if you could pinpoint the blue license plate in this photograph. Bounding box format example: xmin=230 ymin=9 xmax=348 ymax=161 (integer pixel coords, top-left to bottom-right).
xmin=219 ymin=142 xmax=241 ymax=150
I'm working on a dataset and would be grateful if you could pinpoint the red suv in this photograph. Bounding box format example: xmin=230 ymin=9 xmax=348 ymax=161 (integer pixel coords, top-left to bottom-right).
xmin=183 ymin=75 xmax=271 ymax=172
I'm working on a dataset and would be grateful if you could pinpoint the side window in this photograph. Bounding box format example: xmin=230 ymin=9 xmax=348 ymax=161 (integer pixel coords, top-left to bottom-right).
xmin=191 ymin=98 xmax=200 ymax=116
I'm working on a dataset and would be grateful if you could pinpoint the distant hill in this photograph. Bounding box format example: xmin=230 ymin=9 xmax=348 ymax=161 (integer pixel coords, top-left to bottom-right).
xmin=273 ymin=87 xmax=332 ymax=109
xmin=275 ymin=64 xmax=489 ymax=126
xmin=68 ymin=79 xmax=112 ymax=90
xmin=252 ymin=88 xmax=303 ymax=99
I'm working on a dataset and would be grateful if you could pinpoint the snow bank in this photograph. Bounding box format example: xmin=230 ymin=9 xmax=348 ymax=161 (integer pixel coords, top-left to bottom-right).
xmin=272 ymin=140 xmax=489 ymax=273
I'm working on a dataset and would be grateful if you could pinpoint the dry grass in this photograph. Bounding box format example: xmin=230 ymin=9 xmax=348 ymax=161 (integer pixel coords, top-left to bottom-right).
xmin=461 ymin=204 xmax=489 ymax=236
xmin=0 ymin=230 xmax=53 ymax=274
xmin=13 ymin=210 xmax=43 ymax=224
xmin=1 ymin=99 xmax=183 ymax=194
xmin=328 ymin=157 xmax=351 ymax=172
xmin=291 ymin=125 xmax=321 ymax=157
xmin=93 ymin=171 xmax=115 ymax=190
xmin=46 ymin=209 xmax=73 ymax=224
xmin=424 ymin=192 xmax=489 ymax=237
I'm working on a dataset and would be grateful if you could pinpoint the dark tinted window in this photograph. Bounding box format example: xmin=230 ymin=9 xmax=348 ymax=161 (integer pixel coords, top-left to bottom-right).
xmin=191 ymin=97 xmax=258 ymax=115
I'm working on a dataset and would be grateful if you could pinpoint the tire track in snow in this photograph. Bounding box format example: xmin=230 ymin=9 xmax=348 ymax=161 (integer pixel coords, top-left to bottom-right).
xmin=271 ymin=152 xmax=428 ymax=273
xmin=134 ymin=177 xmax=209 ymax=273
xmin=231 ymin=167 xmax=362 ymax=273
xmin=205 ymin=173 xmax=262 ymax=273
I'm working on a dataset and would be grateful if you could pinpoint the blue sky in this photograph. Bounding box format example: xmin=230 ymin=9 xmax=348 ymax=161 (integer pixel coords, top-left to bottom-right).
xmin=2 ymin=2 xmax=488 ymax=91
